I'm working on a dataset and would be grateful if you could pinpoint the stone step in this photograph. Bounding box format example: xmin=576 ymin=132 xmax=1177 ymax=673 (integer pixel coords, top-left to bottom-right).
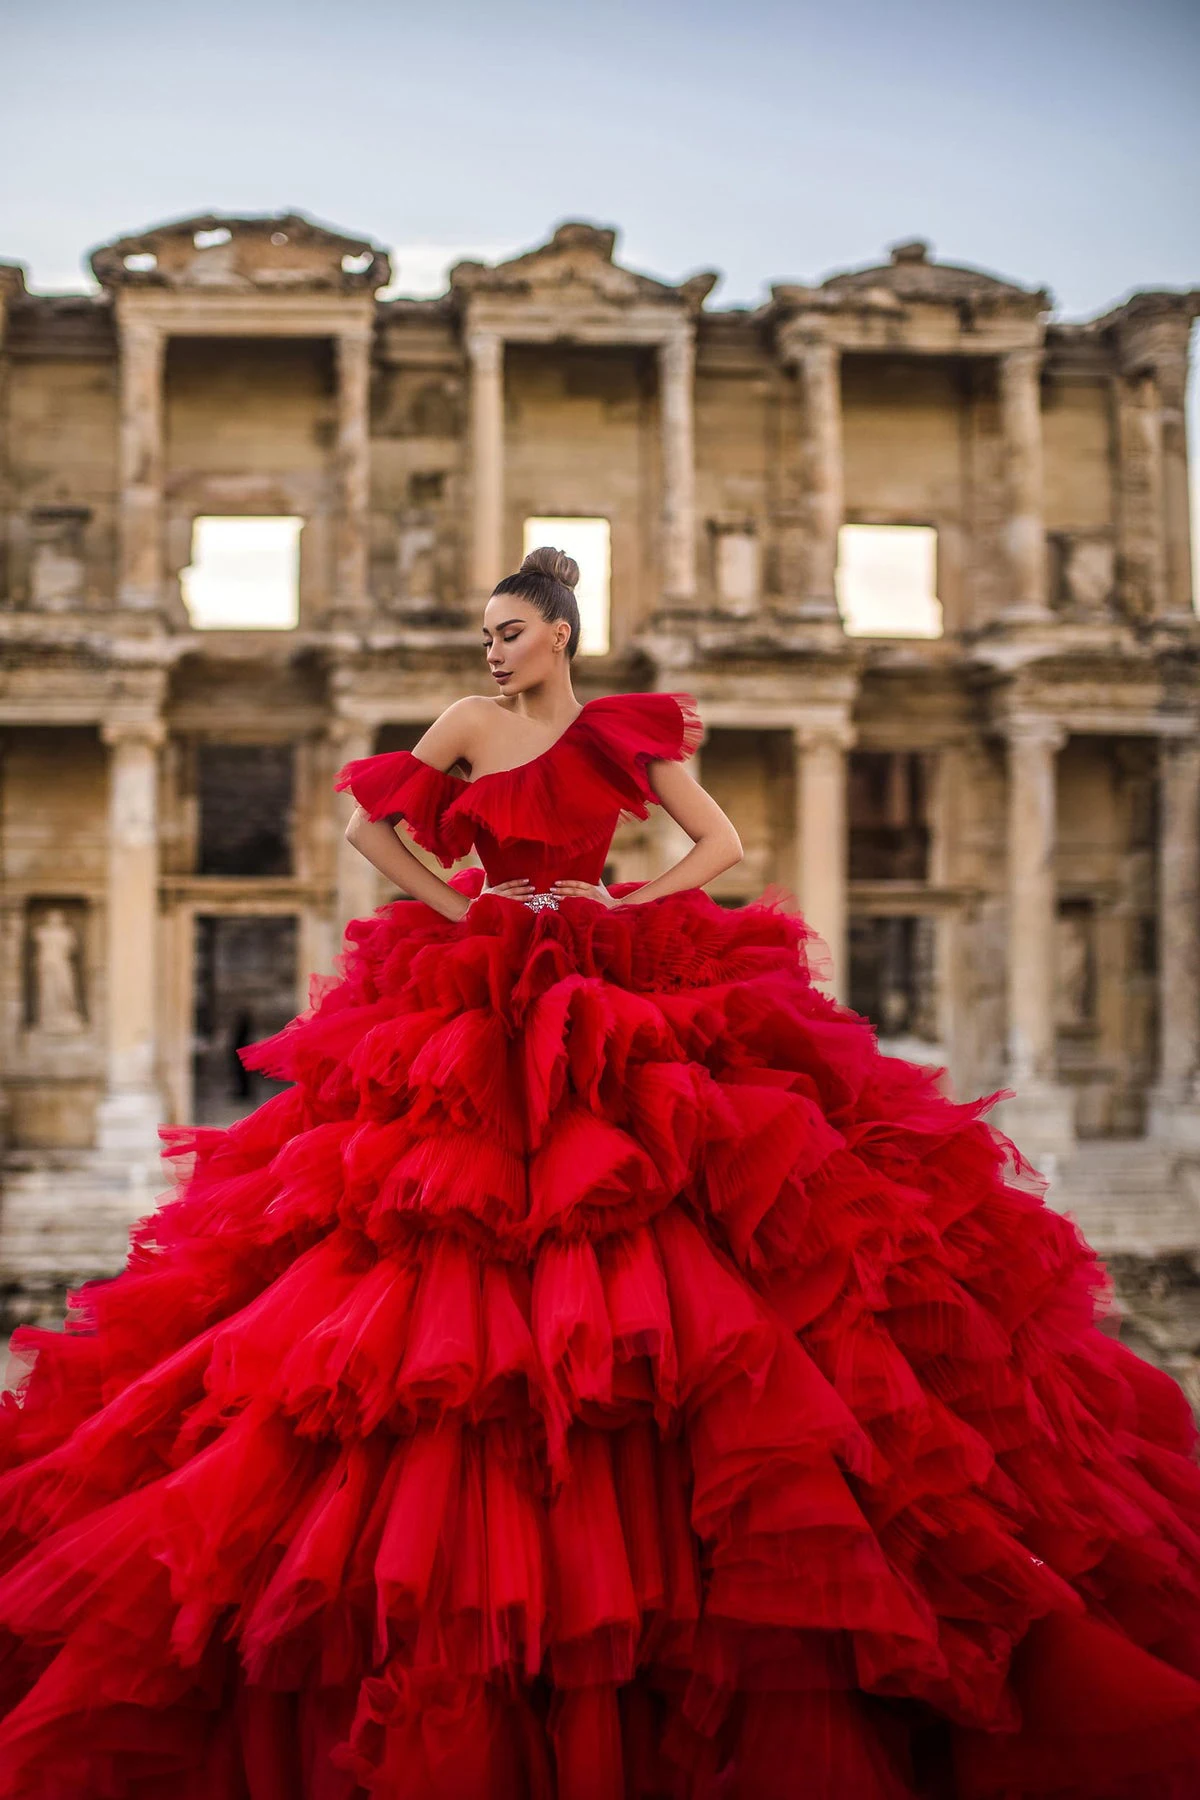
xmin=1 ymin=1149 xmax=169 ymax=1289
xmin=1049 ymin=1141 xmax=1200 ymax=1256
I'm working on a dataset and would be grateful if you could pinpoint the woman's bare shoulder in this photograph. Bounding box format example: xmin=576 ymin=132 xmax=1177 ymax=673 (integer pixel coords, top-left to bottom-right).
xmin=413 ymin=695 xmax=506 ymax=770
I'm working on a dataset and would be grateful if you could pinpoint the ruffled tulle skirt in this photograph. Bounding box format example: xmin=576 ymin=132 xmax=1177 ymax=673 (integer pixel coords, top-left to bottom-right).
xmin=1 ymin=874 xmax=1199 ymax=1798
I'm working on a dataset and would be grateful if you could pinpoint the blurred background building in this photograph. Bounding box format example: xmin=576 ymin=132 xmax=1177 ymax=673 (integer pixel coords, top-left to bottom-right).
xmin=1 ymin=211 xmax=1198 ymax=1399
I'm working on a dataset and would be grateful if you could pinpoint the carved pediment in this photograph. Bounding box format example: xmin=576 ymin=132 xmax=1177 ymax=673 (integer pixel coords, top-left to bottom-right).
xmin=822 ymin=239 xmax=1050 ymax=314
xmin=89 ymin=213 xmax=391 ymax=294
xmin=450 ymin=222 xmax=717 ymax=314
xmin=772 ymin=239 xmax=1051 ymax=320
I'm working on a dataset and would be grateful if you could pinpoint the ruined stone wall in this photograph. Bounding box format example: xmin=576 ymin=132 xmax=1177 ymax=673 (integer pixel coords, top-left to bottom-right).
xmin=0 ymin=216 xmax=1196 ymax=1392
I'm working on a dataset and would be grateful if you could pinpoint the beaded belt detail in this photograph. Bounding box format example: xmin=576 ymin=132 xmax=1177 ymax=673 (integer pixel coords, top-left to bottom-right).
xmin=522 ymin=890 xmax=560 ymax=913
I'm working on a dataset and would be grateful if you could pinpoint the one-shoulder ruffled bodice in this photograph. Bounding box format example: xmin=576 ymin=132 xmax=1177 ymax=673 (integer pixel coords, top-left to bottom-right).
xmin=334 ymin=690 xmax=703 ymax=888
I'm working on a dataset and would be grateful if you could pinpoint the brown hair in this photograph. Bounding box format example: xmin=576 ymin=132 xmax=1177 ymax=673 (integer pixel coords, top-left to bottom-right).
xmin=491 ymin=546 xmax=582 ymax=658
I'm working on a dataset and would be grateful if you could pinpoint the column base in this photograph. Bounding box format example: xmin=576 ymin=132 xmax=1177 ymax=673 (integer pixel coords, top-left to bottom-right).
xmin=989 ymin=605 xmax=1056 ymax=628
xmin=994 ymin=1082 xmax=1076 ymax=1179
xmin=1147 ymin=1083 xmax=1200 ymax=1148
xmin=772 ymin=593 xmax=843 ymax=624
xmin=95 ymin=1089 xmax=164 ymax=1165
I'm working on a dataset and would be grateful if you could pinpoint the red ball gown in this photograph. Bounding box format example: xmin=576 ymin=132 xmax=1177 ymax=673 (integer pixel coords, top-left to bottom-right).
xmin=1 ymin=690 xmax=1200 ymax=1800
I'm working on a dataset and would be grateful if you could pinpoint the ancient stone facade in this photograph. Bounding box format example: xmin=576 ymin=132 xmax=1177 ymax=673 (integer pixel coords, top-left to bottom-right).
xmin=1 ymin=213 xmax=1198 ymax=1397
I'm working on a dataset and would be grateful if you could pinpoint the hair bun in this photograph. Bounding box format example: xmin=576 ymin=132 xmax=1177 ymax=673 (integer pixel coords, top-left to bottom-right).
xmin=520 ymin=545 xmax=580 ymax=590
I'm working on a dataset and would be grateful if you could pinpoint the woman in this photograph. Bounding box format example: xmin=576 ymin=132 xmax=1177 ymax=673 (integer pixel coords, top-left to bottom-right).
xmin=0 ymin=546 xmax=1198 ymax=1799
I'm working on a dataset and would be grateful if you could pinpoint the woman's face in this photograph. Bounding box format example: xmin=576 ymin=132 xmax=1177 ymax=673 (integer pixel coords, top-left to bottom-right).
xmin=481 ymin=595 xmax=569 ymax=693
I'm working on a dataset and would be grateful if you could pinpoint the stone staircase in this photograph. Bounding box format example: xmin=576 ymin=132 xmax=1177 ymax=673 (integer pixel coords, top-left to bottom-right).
xmin=3 ymin=1137 xmax=1199 ymax=1376
xmin=1047 ymin=1139 xmax=1200 ymax=1259
xmin=0 ymin=1145 xmax=168 ymax=1344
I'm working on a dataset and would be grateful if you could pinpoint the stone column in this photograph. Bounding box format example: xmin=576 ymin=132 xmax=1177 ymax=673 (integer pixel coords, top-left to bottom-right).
xmin=117 ymin=316 xmax=166 ymax=611
xmin=998 ymin=348 xmax=1049 ymax=621
xmin=796 ymin=339 xmax=843 ymax=621
xmin=658 ymin=327 xmax=697 ymax=606
xmin=468 ymin=329 xmax=505 ymax=597
xmin=1150 ymin=736 xmax=1200 ymax=1140
xmin=334 ymin=324 xmax=372 ymax=612
xmin=332 ymin=719 xmax=381 ymax=939
xmin=1115 ymin=369 xmax=1167 ymax=621
xmin=999 ymin=717 xmax=1074 ymax=1164
xmin=1158 ymin=346 xmax=1195 ymax=625
xmin=96 ymin=720 xmax=165 ymax=1155
xmin=793 ymin=721 xmax=853 ymax=997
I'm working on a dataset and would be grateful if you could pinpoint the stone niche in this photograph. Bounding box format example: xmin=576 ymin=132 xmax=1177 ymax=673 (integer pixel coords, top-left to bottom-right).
xmin=28 ymin=507 xmax=91 ymax=611
xmin=1048 ymin=530 xmax=1117 ymax=618
xmin=707 ymin=520 xmax=761 ymax=616
xmin=11 ymin=896 xmax=100 ymax=1150
xmin=22 ymin=896 xmax=90 ymax=1036
xmin=374 ymin=471 xmax=462 ymax=620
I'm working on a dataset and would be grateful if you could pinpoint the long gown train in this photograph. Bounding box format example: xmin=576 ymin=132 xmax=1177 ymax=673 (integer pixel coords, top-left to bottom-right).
xmin=0 ymin=690 xmax=1198 ymax=1799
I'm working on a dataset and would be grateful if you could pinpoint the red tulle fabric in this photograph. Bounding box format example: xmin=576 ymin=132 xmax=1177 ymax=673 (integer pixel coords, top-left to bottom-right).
xmin=332 ymin=691 xmax=705 ymax=887
xmin=1 ymin=689 xmax=1199 ymax=1799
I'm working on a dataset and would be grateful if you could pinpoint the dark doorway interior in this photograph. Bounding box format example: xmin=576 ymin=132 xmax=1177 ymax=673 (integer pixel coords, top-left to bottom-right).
xmin=192 ymin=914 xmax=297 ymax=1125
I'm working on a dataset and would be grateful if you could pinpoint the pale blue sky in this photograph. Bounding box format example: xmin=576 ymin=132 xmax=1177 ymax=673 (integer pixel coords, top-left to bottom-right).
xmin=3 ymin=0 xmax=1198 ymax=587
xmin=3 ymin=0 xmax=1197 ymax=317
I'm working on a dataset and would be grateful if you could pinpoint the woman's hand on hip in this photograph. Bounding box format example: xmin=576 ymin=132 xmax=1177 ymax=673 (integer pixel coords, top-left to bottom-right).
xmin=467 ymin=877 xmax=535 ymax=910
xmin=552 ymin=879 xmax=622 ymax=909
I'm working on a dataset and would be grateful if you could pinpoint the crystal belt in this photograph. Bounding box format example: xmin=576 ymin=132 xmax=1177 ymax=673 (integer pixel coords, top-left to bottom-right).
xmin=522 ymin=890 xmax=560 ymax=913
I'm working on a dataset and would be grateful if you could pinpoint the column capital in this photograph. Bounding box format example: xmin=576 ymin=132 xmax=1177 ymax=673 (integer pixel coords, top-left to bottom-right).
xmin=1114 ymin=313 xmax=1195 ymax=384
xmin=1162 ymin=732 xmax=1200 ymax=767
xmin=775 ymin=322 xmax=840 ymax=373
xmin=657 ymin=321 xmax=696 ymax=366
xmin=101 ymin=716 xmax=167 ymax=751
xmin=999 ymin=344 xmax=1045 ymax=380
xmin=465 ymin=328 xmax=504 ymax=372
xmin=327 ymin=713 xmax=375 ymax=753
xmin=793 ymin=716 xmax=856 ymax=754
xmin=116 ymin=310 xmax=166 ymax=354
xmin=335 ymin=317 xmax=375 ymax=349
xmin=1001 ymin=713 xmax=1067 ymax=752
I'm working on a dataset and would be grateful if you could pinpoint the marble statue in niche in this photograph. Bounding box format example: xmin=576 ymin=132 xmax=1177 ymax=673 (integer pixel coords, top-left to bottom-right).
xmin=1055 ymin=904 xmax=1096 ymax=1033
xmin=26 ymin=903 xmax=87 ymax=1033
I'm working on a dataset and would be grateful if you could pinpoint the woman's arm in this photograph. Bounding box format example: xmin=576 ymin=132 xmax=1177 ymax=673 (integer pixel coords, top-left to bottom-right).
xmin=343 ymin=699 xmax=495 ymax=924
xmin=344 ymin=812 xmax=472 ymax=922
xmin=613 ymin=758 xmax=743 ymax=905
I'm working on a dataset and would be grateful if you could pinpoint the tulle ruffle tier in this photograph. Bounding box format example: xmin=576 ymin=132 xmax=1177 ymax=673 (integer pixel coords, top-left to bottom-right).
xmin=1 ymin=875 xmax=1199 ymax=1798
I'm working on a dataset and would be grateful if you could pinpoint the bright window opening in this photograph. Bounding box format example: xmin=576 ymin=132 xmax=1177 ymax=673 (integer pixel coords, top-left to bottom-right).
xmin=181 ymin=516 xmax=303 ymax=631
xmin=836 ymin=525 xmax=943 ymax=639
xmin=522 ymin=516 xmax=611 ymax=656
